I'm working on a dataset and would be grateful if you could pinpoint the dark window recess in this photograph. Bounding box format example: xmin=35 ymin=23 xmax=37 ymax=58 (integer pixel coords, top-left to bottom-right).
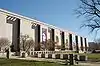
xmin=61 ymin=32 xmax=65 ymax=50
xmin=34 ymin=24 xmax=40 ymax=51
xmin=75 ymin=36 xmax=79 ymax=53
xmin=51 ymin=29 xmax=55 ymax=41
xmin=84 ymin=38 xmax=87 ymax=51
xmin=69 ymin=34 xmax=72 ymax=50
xmin=6 ymin=15 xmax=20 ymax=52
xmin=12 ymin=18 xmax=20 ymax=52
xmin=38 ymin=25 xmax=40 ymax=44
xmin=80 ymin=37 xmax=83 ymax=51
xmin=17 ymin=19 xmax=20 ymax=52
xmin=49 ymin=28 xmax=55 ymax=51
xmin=52 ymin=29 xmax=55 ymax=51
xmin=0 ymin=47 xmax=1 ymax=51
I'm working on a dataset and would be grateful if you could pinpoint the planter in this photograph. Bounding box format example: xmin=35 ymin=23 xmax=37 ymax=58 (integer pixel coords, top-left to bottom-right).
xmin=52 ymin=54 xmax=55 ymax=59
xmin=48 ymin=54 xmax=52 ymax=58
xmin=55 ymin=54 xmax=60 ymax=59
xmin=74 ymin=54 xmax=78 ymax=61
xmin=34 ymin=53 xmax=38 ymax=57
xmin=63 ymin=54 xmax=68 ymax=59
xmin=79 ymin=55 xmax=87 ymax=61
xmin=22 ymin=52 xmax=25 ymax=58
xmin=20 ymin=51 xmax=28 ymax=58
xmin=38 ymin=54 xmax=41 ymax=58
xmin=41 ymin=54 xmax=45 ymax=58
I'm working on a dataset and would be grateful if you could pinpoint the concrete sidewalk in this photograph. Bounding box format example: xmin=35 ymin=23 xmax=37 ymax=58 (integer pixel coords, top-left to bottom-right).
xmin=79 ymin=62 xmax=100 ymax=66
xmin=10 ymin=56 xmax=65 ymax=63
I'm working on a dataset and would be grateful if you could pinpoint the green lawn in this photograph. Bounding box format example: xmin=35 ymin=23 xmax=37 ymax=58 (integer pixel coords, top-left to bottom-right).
xmin=0 ymin=58 xmax=73 ymax=66
xmin=0 ymin=53 xmax=99 ymax=66
xmin=86 ymin=53 xmax=100 ymax=62
xmin=78 ymin=53 xmax=100 ymax=62
xmin=0 ymin=58 xmax=63 ymax=66
xmin=87 ymin=53 xmax=100 ymax=59
xmin=0 ymin=58 xmax=83 ymax=66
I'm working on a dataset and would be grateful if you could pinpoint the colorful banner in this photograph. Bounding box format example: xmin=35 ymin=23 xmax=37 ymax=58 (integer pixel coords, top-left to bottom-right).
xmin=41 ymin=28 xmax=47 ymax=50
xmin=72 ymin=34 xmax=76 ymax=50
xmin=42 ymin=28 xmax=47 ymax=42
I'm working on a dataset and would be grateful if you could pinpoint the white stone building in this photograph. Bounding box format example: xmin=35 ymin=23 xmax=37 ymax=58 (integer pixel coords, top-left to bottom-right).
xmin=0 ymin=9 xmax=88 ymax=54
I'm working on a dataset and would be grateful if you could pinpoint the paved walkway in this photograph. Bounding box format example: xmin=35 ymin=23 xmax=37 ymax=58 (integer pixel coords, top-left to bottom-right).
xmin=10 ymin=56 xmax=64 ymax=63
xmin=79 ymin=62 xmax=100 ymax=66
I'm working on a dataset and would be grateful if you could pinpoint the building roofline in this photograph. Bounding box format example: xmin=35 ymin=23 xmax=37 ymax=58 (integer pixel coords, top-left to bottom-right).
xmin=0 ymin=8 xmax=86 ymax=38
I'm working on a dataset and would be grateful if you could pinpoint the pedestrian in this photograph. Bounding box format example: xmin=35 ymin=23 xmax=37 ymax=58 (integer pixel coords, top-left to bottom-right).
xmin=6 ymin=48 xmax=9 ymax=59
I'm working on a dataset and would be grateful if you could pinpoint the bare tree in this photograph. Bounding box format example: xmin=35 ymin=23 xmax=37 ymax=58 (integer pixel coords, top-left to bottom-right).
xmin=88 ymin=42 xmax=98 ymax=50
xmin=46 ymin=39 xmax=56 ymax=51
xmin=24 ymin=39 xmax=35 ymax=52
xmin=75 ymin=0 xmax=100 ymax=33
xmin=88 ymin=38 xmax=100 ymax=51
xmin=20 ymin=34 xmax=35 ymax=52
xmin=0 ymin=38 xmax=10 ymax=51
xmin=94 ymin=38 xmax=100 ymax=49
xmin=55 ymin=36 xmax=61 ymax=50
xmin=40 ymin=39 xmax=56 ymax=51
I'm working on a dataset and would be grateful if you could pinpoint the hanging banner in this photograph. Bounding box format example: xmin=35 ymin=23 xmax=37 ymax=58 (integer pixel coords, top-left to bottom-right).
xmin=41 ymin=28 xmax=47 ymax=50
xmin=72 ymin=34 xmax=76 ymax=51
xmin=65 ymin=33 xmax=69 ymax=50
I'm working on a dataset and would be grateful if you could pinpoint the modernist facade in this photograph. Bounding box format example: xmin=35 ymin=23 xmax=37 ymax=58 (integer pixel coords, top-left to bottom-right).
xmin=0 ymin=9 xmax=88 ymax=53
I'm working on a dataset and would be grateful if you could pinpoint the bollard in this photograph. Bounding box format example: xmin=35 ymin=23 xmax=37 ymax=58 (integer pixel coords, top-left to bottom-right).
xmin=52 ymin=54 xmax=55 ymax=59
xmin=34 ymin=53 xmax=38 ymax=57
xmin=69 ymin=54 xmax=74 ymax=65
xmin=65 ymin=59 xmax=69 ymax=65
xmin=60 ymin=54 xmax=63 ymax=59
xmin=38 ymin=53 xmax=41 ymax=58
xmin=63 ymin=54 xmax=68 ymax=59
xmin=73 ymin=54 xmax=79 ymax=64
xmin=45 ymin=54 xmax=48 ymax=58
xmin=48 ymin=54 xmax=52 ymax=58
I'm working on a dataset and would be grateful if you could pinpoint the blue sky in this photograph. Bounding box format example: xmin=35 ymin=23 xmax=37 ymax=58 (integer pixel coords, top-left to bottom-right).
xmin=0 ymin=0 xmax=97 ymax=41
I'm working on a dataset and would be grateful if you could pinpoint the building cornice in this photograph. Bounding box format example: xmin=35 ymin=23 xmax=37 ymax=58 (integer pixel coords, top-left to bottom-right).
xmin=0 ymin=8 xmax=86 ymax=38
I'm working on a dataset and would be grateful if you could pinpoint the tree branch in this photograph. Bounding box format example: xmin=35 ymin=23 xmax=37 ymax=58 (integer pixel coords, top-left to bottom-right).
xmin=75 ymin=0 xmax=100 ymax=33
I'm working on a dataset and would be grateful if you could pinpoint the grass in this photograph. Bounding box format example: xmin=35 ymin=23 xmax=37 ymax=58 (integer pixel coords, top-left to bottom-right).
xmin=0 ymin=58 xmax=62 ymax=66
xmin=78 ymin=53 xmax=100 ymax=62
xmin=87 ymin=53 xmax=100 ymax=59
xmin=1 ymin=53 xmax=100 ymax=66
xmin=86 ymin=53 xmax=100 ymax=62
xmin=0 ymin=58 xmax=81 ymax=66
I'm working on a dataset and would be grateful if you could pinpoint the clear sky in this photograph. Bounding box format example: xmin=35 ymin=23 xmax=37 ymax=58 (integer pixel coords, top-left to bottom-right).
xmin=0 ymin=0 xmax=97 ymax=41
